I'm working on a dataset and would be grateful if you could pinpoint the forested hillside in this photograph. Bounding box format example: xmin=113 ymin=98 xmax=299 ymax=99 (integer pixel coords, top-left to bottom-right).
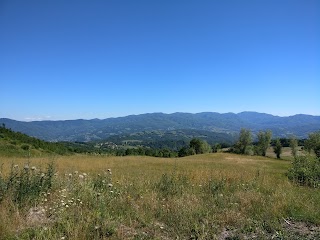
xmin=1 ymin=112 xmax=319 ymax=142
xmin=0 ymin=125 xmax=69 ymax=156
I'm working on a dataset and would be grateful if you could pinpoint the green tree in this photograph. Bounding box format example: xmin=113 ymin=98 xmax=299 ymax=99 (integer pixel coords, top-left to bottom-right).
xmin=189 ymin=138 xmax=211 ymax=154
xmin=212 ymin=143 xmax=221 ymax=153
xmin=290 ymin=136 xmax=298 ymax=158
xmin=235 ymin=128 xmax=252 ymax=154
xmin=305 ymin=132 xmax=320 ymax=158
xmin=273 ymin=139 xmax=282 ymax=159
xmin=256 ymin=130 xmax=272 ymax=156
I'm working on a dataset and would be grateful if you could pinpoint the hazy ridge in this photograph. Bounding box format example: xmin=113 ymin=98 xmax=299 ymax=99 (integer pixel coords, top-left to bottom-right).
xmin=1 ymin=112 xmax=319 ymax=142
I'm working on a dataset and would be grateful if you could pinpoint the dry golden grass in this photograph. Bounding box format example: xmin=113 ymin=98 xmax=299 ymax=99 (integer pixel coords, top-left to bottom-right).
xmin=0 ymin=153 xmax=319 ymax=239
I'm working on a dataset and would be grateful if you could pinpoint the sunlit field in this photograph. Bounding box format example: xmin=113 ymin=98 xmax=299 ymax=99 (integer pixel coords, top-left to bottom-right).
xmin=0 ymin=153 xmax=319 ymax=239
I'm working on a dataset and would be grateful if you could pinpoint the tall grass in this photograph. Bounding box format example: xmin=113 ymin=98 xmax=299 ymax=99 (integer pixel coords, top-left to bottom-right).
xmin=0 ymin=153 xmax=319 ymax=239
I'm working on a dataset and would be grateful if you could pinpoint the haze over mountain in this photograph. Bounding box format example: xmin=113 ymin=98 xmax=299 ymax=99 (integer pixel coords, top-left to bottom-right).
xmin=1 ymin=112 xmax=319 ymax=142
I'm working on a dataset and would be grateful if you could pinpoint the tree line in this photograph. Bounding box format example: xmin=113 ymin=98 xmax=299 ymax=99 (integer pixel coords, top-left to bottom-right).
xmin=230 ymin=128 xmax=320 ymax=159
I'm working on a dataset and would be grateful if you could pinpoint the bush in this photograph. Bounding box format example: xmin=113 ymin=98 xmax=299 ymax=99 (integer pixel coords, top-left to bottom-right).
xmin=21 ymin=144 xmax=30 ymax=151
xmin=287 ymin=155 xmax=320 ymax=188
xmin=0 ymin=162 xmax=56 ymax=205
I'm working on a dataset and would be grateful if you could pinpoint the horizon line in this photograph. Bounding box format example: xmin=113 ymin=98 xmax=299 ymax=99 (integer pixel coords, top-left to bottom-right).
xmin=1 ymin=111 xmax=319 ymax=122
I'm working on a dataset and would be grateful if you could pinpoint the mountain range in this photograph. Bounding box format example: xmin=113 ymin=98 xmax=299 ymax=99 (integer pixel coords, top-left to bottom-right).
xmin=1 ymin=112 xmax=319 ymax=142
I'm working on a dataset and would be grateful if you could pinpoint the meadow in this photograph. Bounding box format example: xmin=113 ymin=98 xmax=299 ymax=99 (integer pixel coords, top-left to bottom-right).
xmin=0 ymin=152 xmax=319 ymax=239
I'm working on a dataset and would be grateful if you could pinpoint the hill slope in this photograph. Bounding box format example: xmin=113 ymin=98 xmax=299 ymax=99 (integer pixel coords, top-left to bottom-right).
xmin=0 ymin=125 xmax=69 ymax=156
xmin=1 ymin=112 xmax=319 ymax=142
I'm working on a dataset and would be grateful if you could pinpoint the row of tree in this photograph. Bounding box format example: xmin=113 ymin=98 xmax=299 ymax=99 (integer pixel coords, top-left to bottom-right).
xmin=231 ymin=128 xmax=320 ymax=159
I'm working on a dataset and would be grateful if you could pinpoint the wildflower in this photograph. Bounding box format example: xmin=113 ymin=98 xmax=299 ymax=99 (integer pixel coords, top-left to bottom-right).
xmin=110 ymin=191 xmax=114 ymax=194
xmin=61 ymin=236 xmax=66 ymax=240
xmin=74 ymin=171 xmax=78 ymax=175
xmin=24 ymin=165 xmax=29 ymax=170
xmin=79 ymin=174 xmax=84 ymax=179
xmin=31 ymin=166 xmax=36 ymax=171
xmin=107 ymin=169 xmax=111 ymax=172
xmin=83 ymin=173 xmax=87 ymax=177
xmin=14 ymin=164 xmax=19 ymax=168
xmin=108 ymin=183 xmax=113 ymax=188
xmin=95 ymin=226 xmax=100 ymax=230
xmin=41 ymin=173 xmax=45 ymax=178
xmin=97 ymin=193 xmax=101 ymax=196
xmin=68 ymin=173 xmax=72 ymax=178
xmin=65 ymin=204 xmax=69 ymax=208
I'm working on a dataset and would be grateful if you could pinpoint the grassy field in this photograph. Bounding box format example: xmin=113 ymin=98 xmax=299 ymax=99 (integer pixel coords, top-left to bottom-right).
xmin=0 ymin=153 xmax=319 ymax=239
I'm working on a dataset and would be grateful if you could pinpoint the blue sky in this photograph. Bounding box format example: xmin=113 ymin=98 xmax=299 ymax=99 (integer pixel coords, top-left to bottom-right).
xmin=0 ymin=0 xmax=319 ymax=121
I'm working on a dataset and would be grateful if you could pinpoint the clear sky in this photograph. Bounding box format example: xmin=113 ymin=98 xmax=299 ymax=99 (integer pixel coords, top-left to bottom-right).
xmin=0 ymin=0 xmax=319 ymax=121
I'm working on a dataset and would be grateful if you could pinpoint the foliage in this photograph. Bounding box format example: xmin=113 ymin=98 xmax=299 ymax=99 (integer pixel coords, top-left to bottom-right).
xmin=255 ymin=130 xmax=272 ymax=156
xmin=304 ymin=131 xmax=320 ymax=158
xmin=233 ymin=128 xmax=252 ymax=154
xmin=273 ymin=139 xmax=282 ymax=159
xmin=0 ymin=126 xmax=69 ymax=156
xmin=212 ymin=143 xmax=221 ymax=153
xmin=0 ymin=162 xmax=55 ymax=205
xmin=189 ymin=138 xmax=212 ymax=154
xmin=290 ymin=136 xmax=298 ymax=158
xmin=287 ymin=155 xmax=320 ymax=188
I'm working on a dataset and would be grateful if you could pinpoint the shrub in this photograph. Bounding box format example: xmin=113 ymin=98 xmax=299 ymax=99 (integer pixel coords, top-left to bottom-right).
xmin=287 ymin=155 xmax=320 ymax=188
xmin=0 ymin=162 xmax=56 ymax=205
xmin=21 ymin=144 xmax=30 ymax=150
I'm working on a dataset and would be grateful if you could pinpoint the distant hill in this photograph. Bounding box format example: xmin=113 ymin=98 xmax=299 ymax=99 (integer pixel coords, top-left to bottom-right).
xmin=1 ymin=112 xmax=319 ymax=142
xmin=101 ymin=129 xmax=236 ymax=150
